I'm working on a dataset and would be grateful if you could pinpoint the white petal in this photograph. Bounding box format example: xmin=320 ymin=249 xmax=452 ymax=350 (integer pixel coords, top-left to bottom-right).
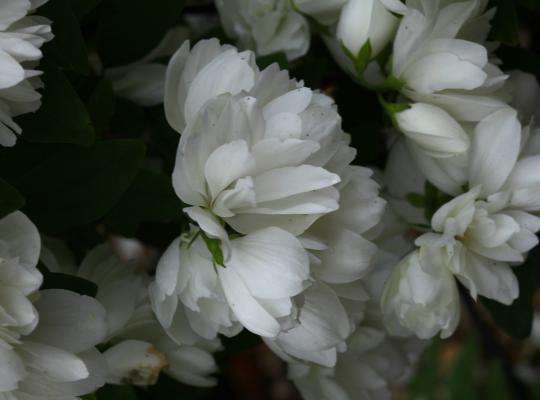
xmin=228 ymin=227 xmax=310 ymax=299
xmin=104 ymin=340 xmax=167 ymax=385
xmin=253 ymin=165 xmax=340 ymax=202
xmin=218 ymin=266 xmax=280 ymax=337
xmin=20 ymin=342 xmax=88 ymax=382
xmin=404 ymin=52 xmax=487 ymax=94
xmin=164 ymin=41 xmax=199 ymax=132
xmin=396 ymin=103 xmax=470 ymax=158
xmin=469 ymin=108 xmax=521 ymax=196
xmin=28 ymin=289 xmax=107 ymax=353
xmin=0 ymin=346 xmax=25 ymax=391
xmin=204 ymin=140 xmax=256 ymax=200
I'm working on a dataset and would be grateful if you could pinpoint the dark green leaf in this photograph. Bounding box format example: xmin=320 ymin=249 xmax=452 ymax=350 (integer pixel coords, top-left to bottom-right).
xmin=105 ymin=169 xmax=184 ymax=235
xmin=13 ymin=140 xmax=145 ymax=234
xmin=18 ymin=63 xmax=94 ymax=145
xmin=0 ymin=178 xmax=25 ymax=219
xmin=256 ymin=52 xmax=289 ymax=70
xmin=446 ymin=338 xmax=479 ymax=400
xmin=97 ymin=385 xmax=137 ymax=400
xmin=40 ymin=271 xmax=98 ymax=297
xmin=96 ymin=0 xmax=184 ymax=66
xmin=87 ymin=79 xmax=116 ymax=137
xmin=481 ymin=243 xmax=540 ymax=338
xmin=490 ymin=0 xmax=520 ymax=45
xmin=485 ymin=360 xmax=512 ymax=400
xmin=407 ymin=339 xmax=440 ymax=399
xmin=406 ymin=193 xmax=425 ymax=208
xmin=72 ymin=0 xmax=102 ymax=19
xmin=39 ymin=0 xmax=89 ymax=74
xmin=497 ymin=45 xmax=540 ymax=78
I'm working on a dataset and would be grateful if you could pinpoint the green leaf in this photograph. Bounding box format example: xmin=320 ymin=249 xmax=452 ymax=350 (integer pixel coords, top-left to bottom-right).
xmin=446 ymin=338 xmax=479 ymax=400
xmin=481 ymin=242 xmax=540 ymax=338
xmin=490 ymin=0 xmax=520 ymax=45
xmin=485 ymin=360 xmax=512 ymax=400
xmin=407 ymin=339 xmax=440 ymax=400
xmin=87 ymin=79 xmax=116 ymax=137
xmin=72 ymin=0 xmax=102 ymax=19
xmin=256 ymin=52 xmax=289 ymax=70
xmin=96 ymin=385 xmax=137 ymax=400
xmin=12 ymin=140 xmax=145 ymax=234
xmin=105 ymin=169 xmax=185 ymax=235
xmin=406 ymin=193 xmax=425 ymax=208
xmin=18 ymin=62 xmax=95 ymax=145
xmin=39 ymin=0 xmax=89 ymax=74
xmin=201 ymin=231 xmax=225 ymax=267
xmin=40 ymin=271 xmax=98 ymax=297
xmin=96 ymin=0 xmax=184 ymax=66
xmin=0 ymin=178 xmax=25 ymax=219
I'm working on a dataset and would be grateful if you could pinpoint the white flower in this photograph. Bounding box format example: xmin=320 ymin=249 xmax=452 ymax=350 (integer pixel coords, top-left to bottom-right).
xmin=337 ymin=0 xmax=399 ymax=59
xmin=389 ymin=0 xmax=508 ymax=124
xmin=0 ymin=211 xmax=42 ymax=334
xmin=41 ymin=240 xmax=222 ymax=388
xmin=166 ymin=39 xmax=347 ymax=237
xmin=215 ymin=0 xmax=310 ymax=61
xmin=395 ymin=103 xmax=470 ymax=158
xmin=288 ymin=314 xmax=421 ymax=400
xmin=151 ymin=223 xmax=311 ymax=339
xmin=0 ymin=0 xmax=53 ymax=146
xmin=1 ymin=288 xmax=108 ymax=399
xmin=381 ymin=247 xmax=460 ymax=339
xmin=102 ymin=340 xmax=167 ymax=386
xmin=106 ymin=26 xmax=189 ymax=106
xmin=392 ymin=0 xmax=499 ymax=93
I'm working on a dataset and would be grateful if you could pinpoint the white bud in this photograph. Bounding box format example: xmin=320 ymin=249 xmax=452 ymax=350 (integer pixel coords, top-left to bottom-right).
xmin=104 ymin=340 xmax=168 ymax=386
xmin=381 ymin=248 xmax=460 ymax=339
xmin=396 ymin=103 xmax=470 ymax=158
xmin=337 ymin=0 xmax=398 ymax=59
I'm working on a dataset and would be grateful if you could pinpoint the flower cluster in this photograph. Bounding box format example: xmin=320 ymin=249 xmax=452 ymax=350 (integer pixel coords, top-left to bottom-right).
xmin=148 ymin=37 xmax=421 ymax=397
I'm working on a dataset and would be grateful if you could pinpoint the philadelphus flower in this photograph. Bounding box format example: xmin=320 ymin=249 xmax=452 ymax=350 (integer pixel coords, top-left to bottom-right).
xmin=381 ymin=247 xmax=460 ymax=339
xmin=215 ymin=0 xmax=310 ymax=61
xmin=0 ymin=211 xmax=108 ymax=399
xmin=0 ymin=0 xmax=53 ymax=146
xmin=151 ymin=37 xmax=384 ymax=368
xmin=383 ymin=108 xmax=540 ymax=339
xmin=41 ymin=240 xmax=221 ymax=388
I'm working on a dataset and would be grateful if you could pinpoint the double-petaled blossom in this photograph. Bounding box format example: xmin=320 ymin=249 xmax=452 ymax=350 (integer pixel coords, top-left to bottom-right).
xmin=383 ymin=107 xmax=540 ymax=339
xmin=0 ymin=212 xmax=107 ymax=399
xmin=215 ymin=0 xmax=310 ymax=61
xmin=0 ymin=0 xmax=53 ymax=146
xmin=151 ymin=37 xmax=386 ymax=369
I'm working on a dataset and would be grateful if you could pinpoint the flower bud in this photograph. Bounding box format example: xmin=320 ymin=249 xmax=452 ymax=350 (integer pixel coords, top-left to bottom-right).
xmin=381 ymin=248 xmax=460 ymax=339
xmin=396 ymin=103 xmax=470 ymax=158
xmin=337 ymin=0 xmax=398 ymax=59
